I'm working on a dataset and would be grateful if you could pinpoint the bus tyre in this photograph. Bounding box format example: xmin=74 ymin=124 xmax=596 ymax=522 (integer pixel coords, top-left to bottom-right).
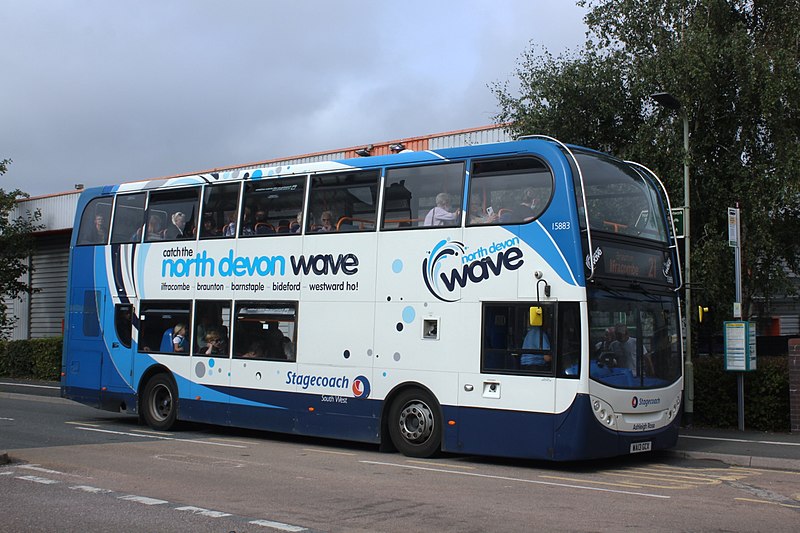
xmin=142 ymin=374 xmax=178 ymax=431
xmin=388 ymin=389 xmax=442 ymax=458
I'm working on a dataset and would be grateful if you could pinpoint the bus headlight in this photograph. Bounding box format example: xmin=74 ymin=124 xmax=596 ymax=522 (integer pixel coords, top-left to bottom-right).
xmin=590 ymin=396 xmax=617 ymax=429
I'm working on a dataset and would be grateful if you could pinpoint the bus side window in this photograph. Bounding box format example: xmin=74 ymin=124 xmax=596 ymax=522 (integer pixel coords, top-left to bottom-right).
xmin=146 ymin=187 xmax=201 ymax=242
xmin=194 ymin=300 xmax=231 ymax=356
xmin=110 ymin=193 xmax=146 ymax=244
xmin=114 ymin=304 xmax=133 ymax=348
xmin=307 ymin=170 xmax=380 ymax=233
xmin=241 ymin=176 xmax=306 ymax=237
xmin=233 ymin=302 xmax=297 ymax=361
xmin=468 ymin=157 xmax=553 ymax=226
xmin=137 ymin=301 xmax=192 ymax=354
xmin=76 ymin=197 xmax=113 ymax=246
xmin=556 ymin=302 xmax=581 ymax=378
xmin=200 ymin=183 xmax=240 ymax=240
xmin=381 ymin=163 xmax=465 ymax=230
xmin=481 ymin=303 xmax=555 ymax=375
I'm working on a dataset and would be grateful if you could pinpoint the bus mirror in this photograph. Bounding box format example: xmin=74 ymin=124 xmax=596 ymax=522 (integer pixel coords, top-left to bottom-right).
xmin=529 ymin=306 xmax=543 ymax=327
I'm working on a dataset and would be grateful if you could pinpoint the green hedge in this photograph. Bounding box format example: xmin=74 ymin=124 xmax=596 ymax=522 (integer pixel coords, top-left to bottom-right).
xmin=693 ymin=355 xmax=790 ymax=431
xmin=0 ymin=337 xmax=62 ymax=381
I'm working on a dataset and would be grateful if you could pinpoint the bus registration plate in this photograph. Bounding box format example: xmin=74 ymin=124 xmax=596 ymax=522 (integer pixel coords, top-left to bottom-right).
xmin=630 ymin=441 xmax=652 ymax=454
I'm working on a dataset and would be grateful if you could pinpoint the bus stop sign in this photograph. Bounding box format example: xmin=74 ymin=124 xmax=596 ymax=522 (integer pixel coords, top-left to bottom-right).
xmin=670 ymin=207 xmax=685 ymax=238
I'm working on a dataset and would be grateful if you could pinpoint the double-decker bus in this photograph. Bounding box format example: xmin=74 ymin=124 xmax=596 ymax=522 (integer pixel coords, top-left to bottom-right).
xmin=62 ymin=136 xmax=683 ymax=460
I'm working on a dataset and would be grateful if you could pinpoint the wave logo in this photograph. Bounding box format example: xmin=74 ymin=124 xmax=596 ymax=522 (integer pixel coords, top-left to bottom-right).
xmin=422 ymin=238 xmax=525 ymax=302
xmin=422 ymin=239 xmax=467 ymax=302
xmin=631 ymin=396 xmax=639 ymax=408
xmin=352 ymin=375 xmax=371 ymax=399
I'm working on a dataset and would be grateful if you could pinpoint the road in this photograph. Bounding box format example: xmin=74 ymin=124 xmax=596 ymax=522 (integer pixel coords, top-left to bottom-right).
xmin=1 ymin=385 xmax=799 ymax=532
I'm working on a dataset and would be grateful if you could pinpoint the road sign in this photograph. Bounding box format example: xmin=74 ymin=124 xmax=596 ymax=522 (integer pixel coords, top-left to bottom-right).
xmin=670 ymin=207 xmax=685 ymax=238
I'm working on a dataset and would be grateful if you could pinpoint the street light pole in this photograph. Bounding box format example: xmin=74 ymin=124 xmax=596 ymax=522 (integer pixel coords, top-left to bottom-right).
xmin=652 ymin=92 xmax=693 ymax=426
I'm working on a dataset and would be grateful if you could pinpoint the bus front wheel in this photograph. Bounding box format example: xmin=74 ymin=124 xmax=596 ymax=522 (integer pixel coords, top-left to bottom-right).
xmin=388 ymin=389 xmax=442 ymax=458
xmin=142 ymin=374 xmax=178 ymax=431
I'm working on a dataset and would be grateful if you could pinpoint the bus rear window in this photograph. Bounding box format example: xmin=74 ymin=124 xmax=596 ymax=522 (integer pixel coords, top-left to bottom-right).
xmin=76 ymin=197 xmax=112 ymax=246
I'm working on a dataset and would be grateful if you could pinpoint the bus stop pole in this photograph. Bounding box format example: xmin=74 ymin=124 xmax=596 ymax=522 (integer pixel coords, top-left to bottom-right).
xmin=732 ymin=207 xmax=745 ymax=431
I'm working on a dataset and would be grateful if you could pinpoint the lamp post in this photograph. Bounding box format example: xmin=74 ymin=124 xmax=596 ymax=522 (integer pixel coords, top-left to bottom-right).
xmin=652 ymin=91 xmax=693 ymax=426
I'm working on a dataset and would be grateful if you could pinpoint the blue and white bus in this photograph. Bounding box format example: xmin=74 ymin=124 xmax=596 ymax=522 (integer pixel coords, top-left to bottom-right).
xmin=62 ymin=136 xmax=684 ymax=460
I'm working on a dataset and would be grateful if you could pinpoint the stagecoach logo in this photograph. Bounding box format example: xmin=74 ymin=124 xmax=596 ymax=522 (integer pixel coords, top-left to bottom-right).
xmin=422 ymin=238 xmax=525 ymax=302
xmin=352 ymin=375 xmax=371 ymax=399
xmin=631 ymin=396 xmax=661 ymax=408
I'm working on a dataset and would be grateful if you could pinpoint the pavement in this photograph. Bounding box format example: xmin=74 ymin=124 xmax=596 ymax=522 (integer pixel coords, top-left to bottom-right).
xmin=1 ymin=378 xmax=798 ymax=470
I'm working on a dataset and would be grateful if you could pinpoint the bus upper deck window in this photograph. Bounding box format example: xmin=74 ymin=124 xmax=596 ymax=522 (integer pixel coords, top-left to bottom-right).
xmin=468 ymin=157 xmax=553 ymax=227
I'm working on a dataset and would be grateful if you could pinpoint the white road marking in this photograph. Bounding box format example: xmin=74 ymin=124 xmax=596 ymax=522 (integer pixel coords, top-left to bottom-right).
xmin=360 ymin=460 xmax=671 ymax=499
xmin=70 ymin=485 xmax=113 ymax=494
xmin=175 ymin=505 xmax=232 ymax=518
xmin=117 ymin=494 xmax=169 ymax=505
xmin=18 ymin=464 xmax=80 ymax=477
xmin=0 ymin=382 xmax=60 ymax=390
xmin=16 ymin=475 xmax=59 ymax=485
xmin=0 ymin=417 xmax=14 ymax=421
xmin=75 ymin=426 xmax=247 ymax=448
xmin=249 ymin=519 xmax=308 ymax=531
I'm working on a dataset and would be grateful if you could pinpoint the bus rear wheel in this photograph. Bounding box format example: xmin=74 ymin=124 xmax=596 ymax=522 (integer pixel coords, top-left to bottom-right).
xmin=142 ymin=374 xmax=178 ymax=431
xmin=388 ymin=389 xmax=441 ymax=458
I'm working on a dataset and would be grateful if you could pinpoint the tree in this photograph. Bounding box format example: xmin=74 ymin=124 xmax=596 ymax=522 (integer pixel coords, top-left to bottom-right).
xmin=0 ymin=158 xmax=43 ymax=338
xmin=493 ymin=0 xmax=800 ymax=334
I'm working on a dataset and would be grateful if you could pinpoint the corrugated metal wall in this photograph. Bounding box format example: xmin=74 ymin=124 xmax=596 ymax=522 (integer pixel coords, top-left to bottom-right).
xmin=28 ymin=233 xmax=70 ymax=338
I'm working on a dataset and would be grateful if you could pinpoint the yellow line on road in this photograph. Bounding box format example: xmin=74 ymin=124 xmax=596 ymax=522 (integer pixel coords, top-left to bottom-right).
xmin=540 ymin=475 xmax=653 ymax=490
xmin=302 ymin=448 xmax=356 ymax=456
xmin=606 ymin=471 xmax=721 ymax=486
xmin=406 ymin=460 xmax=475 ymax=470
xmin=735 ymin=497 xmax=800 ymax=509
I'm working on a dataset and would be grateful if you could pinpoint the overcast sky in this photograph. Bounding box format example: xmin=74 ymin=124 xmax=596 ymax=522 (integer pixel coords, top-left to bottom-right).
xmin=1 ymin=1 xmax=588 ymax=197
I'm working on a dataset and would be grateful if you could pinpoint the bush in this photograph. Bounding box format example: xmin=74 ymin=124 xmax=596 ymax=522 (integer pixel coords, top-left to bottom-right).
xmin=693 ymin=355 xmax=789 ymax=431
xmin=0 ymin=337 xmax=62 ymax=381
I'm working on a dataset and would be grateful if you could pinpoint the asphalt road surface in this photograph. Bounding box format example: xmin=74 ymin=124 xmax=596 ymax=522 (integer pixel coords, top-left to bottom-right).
xmin=1 ymin=387 xmax=799 ymax=532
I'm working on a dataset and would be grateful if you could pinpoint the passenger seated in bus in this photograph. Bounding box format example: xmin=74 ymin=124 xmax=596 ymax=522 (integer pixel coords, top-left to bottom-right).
xmin=160 ymin=323 xmax=188 ymax=353
xmin=283 ymin=337 xmax=296 ymax=361
xmin=201 ymin=215 xmax=220 ymax=237
xmin=291 ymin=211 xmax=302 ymax=233
xmin=241 ymin=339 xmax=267 ymax=359
xmin=198 ymin=328 xmax=227 ymax=355
xmin=146 ymin=214 xmax=164 ymax=240
xmin=254 ymin=209 xmax=274 ymax=234
xmin=510 ymin=187 xmax=538 ymax=223
xmin=423 ymin=193 xmax=461 ymax=227
xmin=165 ymin=211 xmax=188 ymax=239
xmin=91 ymin=214 xmax=108 ymax=243
xmin=240 ymin=207 xmax=255 ymax=236
xmin=316 ymin=211 xmax=335 ymax=232
xmin=520 ymin=325 xmax=551 ymax=370
xmin=468 ymin=197 xmax=499 ymax=225
xmin=265 ymin=322 xmax=287 ymax=358
xmin=223 ymin=211 xmax=237 ymax=236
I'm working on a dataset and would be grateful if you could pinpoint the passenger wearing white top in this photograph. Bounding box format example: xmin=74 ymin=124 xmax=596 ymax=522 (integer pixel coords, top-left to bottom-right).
xmin=423 ymin=193 xmax=461 ymax=227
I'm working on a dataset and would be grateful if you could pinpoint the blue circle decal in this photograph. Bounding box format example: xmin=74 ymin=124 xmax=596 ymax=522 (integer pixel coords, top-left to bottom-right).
xmin=402 ymin=306 xmax=415 ymax=323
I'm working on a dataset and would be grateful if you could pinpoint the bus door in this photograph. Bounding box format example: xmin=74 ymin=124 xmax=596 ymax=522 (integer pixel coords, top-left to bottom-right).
xmin=102 ymin=301 xmax=136 ymax=392
xmin=64 ymin=287 xmax=106 ymax=400
xmin=456 ymin=303 xmax=557 ymax=457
